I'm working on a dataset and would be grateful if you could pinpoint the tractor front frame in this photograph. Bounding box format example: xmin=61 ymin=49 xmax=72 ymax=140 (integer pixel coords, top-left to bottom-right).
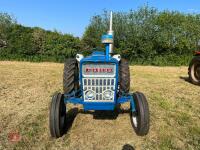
xmin=63 ymin=92 xmax=136 ymax=111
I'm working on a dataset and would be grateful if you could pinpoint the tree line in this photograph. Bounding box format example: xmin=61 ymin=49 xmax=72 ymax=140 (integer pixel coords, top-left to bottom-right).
xmin=1 ymin=6 xmax=200 ymax=65
xmin=0 ymin=13 xmax=81 ymax=62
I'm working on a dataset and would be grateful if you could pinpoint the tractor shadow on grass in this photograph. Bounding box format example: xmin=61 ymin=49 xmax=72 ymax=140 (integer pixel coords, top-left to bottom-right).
xmin=179 ymin=76 xmax=192 ymax=84
xmin=64 ymin=107 xmax=79 ymax=133
xmin=93 ymin=108 xmax=130 ymax=120
xmin=80 ymin=105 xmax=130 ymax=120
xmin=62 ymin=106 xmax=130 ymax=135
xmin=180 ymin=76 xmax=200 ymax=86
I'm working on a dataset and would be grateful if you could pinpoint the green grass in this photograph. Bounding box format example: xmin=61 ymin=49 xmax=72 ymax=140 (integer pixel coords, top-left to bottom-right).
xmin=0 ymin=61 xmax=199 ymax=149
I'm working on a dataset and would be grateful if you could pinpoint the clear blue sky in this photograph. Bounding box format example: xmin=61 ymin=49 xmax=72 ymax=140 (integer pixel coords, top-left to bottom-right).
xmin=0 ymin=0 xmax=200 ymax=37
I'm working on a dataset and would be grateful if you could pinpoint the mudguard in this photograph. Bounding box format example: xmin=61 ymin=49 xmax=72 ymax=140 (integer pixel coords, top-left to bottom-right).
xmin=194 ymin=51 xmax=200 ymax=56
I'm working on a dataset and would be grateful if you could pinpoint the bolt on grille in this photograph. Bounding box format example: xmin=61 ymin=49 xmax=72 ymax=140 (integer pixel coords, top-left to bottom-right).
xmin=83 ymin=78 xmax=116 ymax=102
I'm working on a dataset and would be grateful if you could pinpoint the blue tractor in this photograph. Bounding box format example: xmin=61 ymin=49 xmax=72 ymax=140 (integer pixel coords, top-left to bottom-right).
xmin=49 ymin=12 xmax=150 ymax=138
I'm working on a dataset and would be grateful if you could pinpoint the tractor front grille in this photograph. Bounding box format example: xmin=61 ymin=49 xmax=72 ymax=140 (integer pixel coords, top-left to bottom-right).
xmin=82 ymin=63 xmax=116 ymax=102
xmin=83 ymin=78 xmax=116 ymax=102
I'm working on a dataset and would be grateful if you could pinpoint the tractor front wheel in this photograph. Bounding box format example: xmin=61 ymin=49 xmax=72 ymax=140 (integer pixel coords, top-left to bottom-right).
xmin=188 ymin=56 xmax=200 ymax=85
xmin=130 ymin=92 xmax=149 ymax=136
xmin=49 ymin=92 xmax=66 ymax=138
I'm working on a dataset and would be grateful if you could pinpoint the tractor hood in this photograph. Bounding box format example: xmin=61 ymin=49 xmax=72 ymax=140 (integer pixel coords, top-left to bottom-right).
xmin=80 ymin=51 xmax=119 ymax=64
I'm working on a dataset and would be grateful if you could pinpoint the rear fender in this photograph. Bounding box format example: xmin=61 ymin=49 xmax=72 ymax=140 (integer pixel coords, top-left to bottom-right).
xmin=194 ymin=51 xmax=200 ymax=56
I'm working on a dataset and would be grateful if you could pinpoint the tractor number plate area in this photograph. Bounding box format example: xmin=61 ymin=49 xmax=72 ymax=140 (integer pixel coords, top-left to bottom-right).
xmin=82 ymin=63 xmax=116 ymax=77
xmin=82 ymin=63 xmax=116 ymax=102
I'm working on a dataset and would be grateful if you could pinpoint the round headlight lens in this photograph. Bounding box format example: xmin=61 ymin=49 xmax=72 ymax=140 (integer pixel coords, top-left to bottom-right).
xmin=85 ymin=90 xmax=95 ymax=99
xmin=103 ymin=90 xmax=113 ymax=99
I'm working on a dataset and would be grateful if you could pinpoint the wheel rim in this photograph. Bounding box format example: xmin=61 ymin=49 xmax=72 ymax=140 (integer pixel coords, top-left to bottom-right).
xmin=131 ymin=111 xmax=138 ymax=128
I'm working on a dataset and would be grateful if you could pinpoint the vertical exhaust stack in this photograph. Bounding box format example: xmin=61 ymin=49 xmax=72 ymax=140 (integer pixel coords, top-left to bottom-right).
xmin=108 ymin=11 xmax=114 ymax=54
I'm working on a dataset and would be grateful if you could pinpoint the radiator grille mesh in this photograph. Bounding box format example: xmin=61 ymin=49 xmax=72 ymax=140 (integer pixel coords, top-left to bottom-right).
xmin=83 ymin=78 xmax=115 ymax=102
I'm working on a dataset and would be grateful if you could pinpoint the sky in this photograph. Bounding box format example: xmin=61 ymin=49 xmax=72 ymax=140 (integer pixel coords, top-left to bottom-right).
xmin=0 ymin=0 xmax=200 ymax=37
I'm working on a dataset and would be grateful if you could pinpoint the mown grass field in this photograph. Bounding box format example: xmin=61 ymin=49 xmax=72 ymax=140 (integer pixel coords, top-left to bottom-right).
xmin=0 ymin=61 xmax=199 ymax=150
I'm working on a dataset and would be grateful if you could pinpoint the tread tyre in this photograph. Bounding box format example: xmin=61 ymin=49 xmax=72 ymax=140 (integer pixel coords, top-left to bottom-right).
xmin=49 ymin=93 xmax=66 ymax=138
xmin=188 ymin=56 xmax=200 ymax=85
xmin=63 ymin=59 xmax=79 ymax=94
xmin=119 ymin=58 xmax=130 ymax=94
xmin=130 ymin=92 xmax=149 ymax=136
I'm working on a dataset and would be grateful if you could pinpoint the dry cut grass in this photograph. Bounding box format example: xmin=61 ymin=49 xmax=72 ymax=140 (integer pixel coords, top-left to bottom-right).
xmin=0 ymin=61 xmax=199 ymax=150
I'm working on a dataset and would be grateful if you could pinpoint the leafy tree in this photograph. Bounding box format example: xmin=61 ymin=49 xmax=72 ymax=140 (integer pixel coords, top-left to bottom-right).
xmin=0 ymin=13 xmax=16 ymax=48
xmin=82 ymin=6 xmax=200 ymax=65
xmin=0 ymin=12 xmax=81 ymax=61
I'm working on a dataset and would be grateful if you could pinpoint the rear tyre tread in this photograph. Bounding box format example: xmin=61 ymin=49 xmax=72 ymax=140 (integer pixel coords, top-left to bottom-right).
xmin=119 ymin=58 xmax=130 ymax=94
xmin=188 ymin=56 xmax=200 ymax=85
xmin=63 ymin=58 xmax=79 ymax=94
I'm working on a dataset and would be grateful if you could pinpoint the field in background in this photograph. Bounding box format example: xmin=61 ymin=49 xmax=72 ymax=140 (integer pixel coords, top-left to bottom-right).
xmin=0 ymin=61 xmax=199 ymax=150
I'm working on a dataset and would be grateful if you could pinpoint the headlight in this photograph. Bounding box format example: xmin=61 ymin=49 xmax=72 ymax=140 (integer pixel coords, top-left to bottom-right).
xmin=103 ymin=90 xmax=113 ymax=99
xmin=85 ymin=90 xmax=95 ymax=100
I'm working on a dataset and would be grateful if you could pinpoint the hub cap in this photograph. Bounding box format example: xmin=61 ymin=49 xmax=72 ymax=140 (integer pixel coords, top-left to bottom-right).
xmin=132 ymin=111 xmax=138 ymax=127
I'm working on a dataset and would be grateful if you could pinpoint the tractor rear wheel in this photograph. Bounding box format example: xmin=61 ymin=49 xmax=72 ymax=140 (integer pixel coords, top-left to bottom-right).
xmin=49 ymin=92 xmax=66 ymax=138
xmin=63 ymin=58 xmax=79 ymax=94
xmin=119 ymin=58 xmax=130 ymax=94
xmin=188 ymin=56 xmax=200 ymax=85
xmin=130 ymin=92 xmax=149 ymax=136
